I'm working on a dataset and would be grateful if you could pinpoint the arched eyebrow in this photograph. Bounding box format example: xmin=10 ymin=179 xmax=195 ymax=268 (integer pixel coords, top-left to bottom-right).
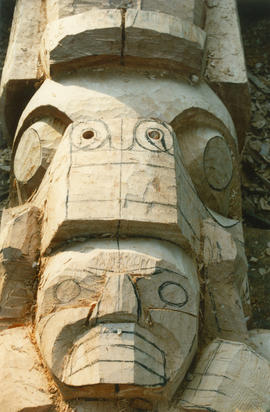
xmin=71 ymin=265 xmax=188 ymax=280
xmin=153 ymin=267 xmax=188 ymax=279
xmin=13 ymin=105 xmax=72 ymax=152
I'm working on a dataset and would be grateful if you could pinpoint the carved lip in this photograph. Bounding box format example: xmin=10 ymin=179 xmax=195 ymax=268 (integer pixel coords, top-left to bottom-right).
xmin=62 ymin=323 xmax=167 ymax=387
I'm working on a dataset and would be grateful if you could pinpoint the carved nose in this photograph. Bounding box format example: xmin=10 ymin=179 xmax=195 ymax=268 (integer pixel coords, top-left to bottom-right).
xmin=91 ymin=274 xmax=140 ymax=324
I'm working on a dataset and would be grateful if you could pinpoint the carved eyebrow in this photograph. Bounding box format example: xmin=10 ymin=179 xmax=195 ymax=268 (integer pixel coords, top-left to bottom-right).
xmin=61 ymin=265 xmax=188 ymax=280
xmin=129 ymin=267 xmax=188 ymax=280
xmin=14 ymin=106 xmax=72 ymax=150
xmin=153 ymin=267 xmax=188 ymax=279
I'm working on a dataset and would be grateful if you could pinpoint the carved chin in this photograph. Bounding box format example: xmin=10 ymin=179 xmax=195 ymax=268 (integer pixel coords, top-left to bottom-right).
xmin=61 ymin=323 xmax=167 ymax=389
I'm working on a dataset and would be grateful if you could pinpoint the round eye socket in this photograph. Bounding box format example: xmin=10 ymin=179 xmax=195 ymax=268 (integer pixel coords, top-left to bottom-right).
xmin=82 ymin=130 xmax=95 ymax=140
xmin=135 ymin=120 xmax=174 ymax=153
xmin=71 ymin=120 xmax=110 ymax=150
xmin=148 ymin=129 xmax=161 ymax=140
xmin=55 ymin=279 xmax=81 ymax=303
xmin=158 ymin=281 xmax=188 ymax=308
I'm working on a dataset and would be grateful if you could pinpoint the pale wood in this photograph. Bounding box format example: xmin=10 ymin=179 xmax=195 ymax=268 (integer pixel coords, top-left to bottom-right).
xmin=13 ymin=77 xmax=238 ymax=149
xmin=41 ymin=8 xmax=206 ymax=76
xmin=46 ymin=0 xmax=205 ymax=27
xmin=35 ymin=239 xmax=199 ymax=401
xmin=0 ymin=0 xmax=46 ymax=143
xmin=201 ymin=219 xmax=249 ymax=342
xmin=45 ymin=0 xmax=140 ymax=22
xmin=173 ymin=117 xmax=240 ymax=217
xmin=14 ymin=117 xmax=66 ymax=200
xmin=204 ymin=0 xmax=250 ymax=149
xmin=0 ymin=0 xmax=258 ymax=410
xmin=0 ymin=205 xmax=40 ymax=324
xmin=0 ymin=327 xmax=53 ymax=411
xmin=41 ymin=9 xmax=122 ymax=75
xmin=124 ymin=10 xmax=206 ymax=75
xmin=32 ymin=116 xmax=203 ymax=254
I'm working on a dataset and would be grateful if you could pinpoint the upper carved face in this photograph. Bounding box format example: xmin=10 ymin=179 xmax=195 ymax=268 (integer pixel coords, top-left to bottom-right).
xmin=13 ymin=75 xmax=241 ymax=249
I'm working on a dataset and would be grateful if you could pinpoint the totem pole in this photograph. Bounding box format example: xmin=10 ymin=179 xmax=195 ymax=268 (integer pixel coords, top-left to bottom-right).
xmin=0 ymin=1 xmax=270 ymax=411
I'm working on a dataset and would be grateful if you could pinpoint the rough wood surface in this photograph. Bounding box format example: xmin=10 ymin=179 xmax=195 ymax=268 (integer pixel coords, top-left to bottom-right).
xmin=46 ymin=0 xmax=139 ymax=22
xmin=124 ymin=10 xmax=206 ymax=75
xmin=0 ymin=204 xmax=40 ymax=325
xmin=204 ymin=0 xmax=250 ymax=150
xmin=173 ymin=111 xmax=240 ymax=217
xmin=13 ymin=76 xmax=237 ymax=147
xmin=0 ymin=0 xmax=46 ymax=143
xmin=41 ymin=9 xmax=122 ymax=74
xmin=35 ymin=239 xmax=199 ymax=401
xmin=33 ymin=115 xmax=203 ymax=254
xmin=14 ymin=117 xmax=66 ymax=200
xmin=41 ymin=8 xmax=206 ymax=76
xmin=202 ymin=219 xmax=249 ymax=342
xmin=46 ymin=0 xmax=205 ymax=27
xmin=180 ymin=339 xmax=270 ymax=411
xmin=0 ymin=0 xmax=259 ymax=410
xmin=0 ymin=326 xmax=53 ymax=411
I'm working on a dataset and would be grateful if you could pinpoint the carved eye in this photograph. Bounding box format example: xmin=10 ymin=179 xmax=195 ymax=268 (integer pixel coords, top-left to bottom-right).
xmin=158 ymin=281 xmax=188 ymax=308
xmin=71 ymin=120 xmax=110 ymax=150
xmin=55 ymin=279 xmax=81 ymax=303
xmin=82 ymin=130 xmax=95 ymax=140
xmin=135 ymin=268 xmax=193 ymax=313
xmin=147 ymin=129 xmax=162 ymax=140
xmin=135 ymin=119 xmax=174 ymax=154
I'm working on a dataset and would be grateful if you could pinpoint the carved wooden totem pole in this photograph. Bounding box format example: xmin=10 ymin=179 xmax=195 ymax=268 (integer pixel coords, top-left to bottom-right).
xmin=1 ymin=0 xmax=270 ymax=411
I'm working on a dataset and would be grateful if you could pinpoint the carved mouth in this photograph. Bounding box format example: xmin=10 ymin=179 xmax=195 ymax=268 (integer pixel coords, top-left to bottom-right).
xmin=62 ymin=323 xmax=167 ymax=387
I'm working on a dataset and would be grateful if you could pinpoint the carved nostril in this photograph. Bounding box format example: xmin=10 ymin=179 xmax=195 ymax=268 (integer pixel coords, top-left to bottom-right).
xmin=82 ymin=130 xmax=95 ymax=139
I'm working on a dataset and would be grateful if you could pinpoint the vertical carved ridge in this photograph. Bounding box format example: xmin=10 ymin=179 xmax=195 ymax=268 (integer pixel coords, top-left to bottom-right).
xmin=121 ymin=8 xmax=126 ymax=63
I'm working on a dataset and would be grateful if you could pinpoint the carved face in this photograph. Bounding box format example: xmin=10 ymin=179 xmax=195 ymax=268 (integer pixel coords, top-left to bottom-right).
xmin=36 ymin=239 xmax=199 ymax=400
xmin=12 ymin=71 xmax=242 ymax=401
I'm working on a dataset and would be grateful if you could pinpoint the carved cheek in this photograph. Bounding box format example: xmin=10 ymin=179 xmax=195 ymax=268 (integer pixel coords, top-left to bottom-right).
xmin=135 ymin=270 xmax=199 ymax=382
xmin=136 ymin=270 xmax=196 ymax=310
xmin=135 ymin=269 xmax=199 ymax=341
xmin=36 ymin=255 xmax=106 ymax=322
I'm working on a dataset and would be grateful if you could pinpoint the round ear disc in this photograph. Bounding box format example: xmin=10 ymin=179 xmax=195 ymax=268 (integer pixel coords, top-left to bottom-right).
xmin=14 ymin=117 xmax=66 ymax=199
xmin=203 ymin=136 xmax=233 ymax=191
xmin=175 ymin=124 xmax=236 ymax=217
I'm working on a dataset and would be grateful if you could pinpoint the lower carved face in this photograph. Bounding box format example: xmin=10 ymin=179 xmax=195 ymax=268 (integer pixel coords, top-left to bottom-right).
xmin=36 ymin=239 xmax=199 ymax=401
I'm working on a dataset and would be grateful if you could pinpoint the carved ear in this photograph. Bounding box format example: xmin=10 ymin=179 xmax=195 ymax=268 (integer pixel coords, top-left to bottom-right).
xmin=172 ymin=109 xmax=241 ymax=220
xmin=13 ymin=117 xmax=67 ymax=202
